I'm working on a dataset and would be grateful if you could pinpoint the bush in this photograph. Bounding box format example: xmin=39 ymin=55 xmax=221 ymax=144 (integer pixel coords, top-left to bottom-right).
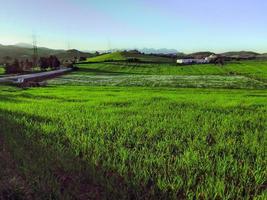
xmin=126 ymin=58 xmax=140 ymax=63
xmin=79 ymin=57 xmax=87 ymax=62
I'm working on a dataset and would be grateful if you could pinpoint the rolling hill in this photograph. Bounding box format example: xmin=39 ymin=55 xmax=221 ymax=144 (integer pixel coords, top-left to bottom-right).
xmin=256 ymin=53 xmax=267 ymax=59
xmin=186 ymin=51 xmax=215 ymax=58
xmin=86 ymin=51 xmax=176 ymax=63
xmin=86 ymin=50 xmax=267 ymax=64
xmin=221 ymin=51 xmax=260 ymax=59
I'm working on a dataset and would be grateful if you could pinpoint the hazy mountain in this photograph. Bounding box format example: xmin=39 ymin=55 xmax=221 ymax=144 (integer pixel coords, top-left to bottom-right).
xmin=139 ymin=48 xmax=178 ymax=54
xmin=56 ymin=49 xmax=93 ymax=60
xmin=91 ymin=48 xmax=179 ymax=55
xmin=14 ymin=43 xmax=33 ymax=48
xmin=0 ymin=44 xmax=93 ymax=63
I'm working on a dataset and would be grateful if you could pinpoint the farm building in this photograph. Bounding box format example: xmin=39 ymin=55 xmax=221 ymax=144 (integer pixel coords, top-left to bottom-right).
xmin=177 ymin=54 xmax=218 ymax=64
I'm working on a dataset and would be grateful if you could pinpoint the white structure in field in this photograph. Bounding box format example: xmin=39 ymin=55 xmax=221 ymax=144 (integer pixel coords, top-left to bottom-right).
xmin=177 ymin=54 xmax=217 ymax=64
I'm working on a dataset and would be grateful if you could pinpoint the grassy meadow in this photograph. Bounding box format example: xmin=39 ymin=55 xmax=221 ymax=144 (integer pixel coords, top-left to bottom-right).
xmin=0 ymin=59 xmax=266 ymax=199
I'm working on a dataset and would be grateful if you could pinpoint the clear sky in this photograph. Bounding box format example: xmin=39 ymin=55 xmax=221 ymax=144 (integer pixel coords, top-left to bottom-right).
xmin=1 ymin=0 xmax=266 ymax=53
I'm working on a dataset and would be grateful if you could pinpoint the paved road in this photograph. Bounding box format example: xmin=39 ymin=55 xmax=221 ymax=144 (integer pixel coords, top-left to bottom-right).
xmin=0 ymin=68 xmax=72 ymax=83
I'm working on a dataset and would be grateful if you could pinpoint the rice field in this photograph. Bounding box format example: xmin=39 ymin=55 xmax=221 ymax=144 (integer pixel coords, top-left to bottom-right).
xmin=50 ymin=60 xmax=267 ymax=90
xmin=49 ymin=74 xmax=266 ymax=89
xmin=0 ymin=60 xmax=266 ymax=199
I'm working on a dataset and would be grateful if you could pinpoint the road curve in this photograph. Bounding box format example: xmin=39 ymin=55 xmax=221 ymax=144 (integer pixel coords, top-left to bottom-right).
xmin=0 ymin=68 xmax=72 ymax=83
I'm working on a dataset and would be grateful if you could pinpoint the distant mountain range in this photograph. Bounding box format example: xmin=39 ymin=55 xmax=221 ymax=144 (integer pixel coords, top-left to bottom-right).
xmin=0 ymin=44 xmax=93 ymax=63
xmin=14 ymin=43 xmax=35 ymax=48
xmin=182 ymin=51 xmax=266 ymax=60
xmin=92 ymin=49 xmax=267 ymax=59
xmin=139 ymin=48 xmax=178 ymax=54
xmin=92 ymin=48 xmax=179 ymax=55
xmin=0 ymin=43 xmax=267 ymax=64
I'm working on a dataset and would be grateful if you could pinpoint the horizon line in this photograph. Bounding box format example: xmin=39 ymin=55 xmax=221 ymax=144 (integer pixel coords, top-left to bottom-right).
xmin=1 ymin=42 xmax=266 ymax=54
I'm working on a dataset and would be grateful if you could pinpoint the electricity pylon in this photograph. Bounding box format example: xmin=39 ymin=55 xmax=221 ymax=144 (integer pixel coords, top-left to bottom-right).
xmin=32 ymin=34 xmax=38 ymax=70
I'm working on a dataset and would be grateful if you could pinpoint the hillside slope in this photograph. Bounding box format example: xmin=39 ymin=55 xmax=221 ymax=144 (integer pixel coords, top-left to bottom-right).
xmin=86 ymin=51 xmax=175 ymax=63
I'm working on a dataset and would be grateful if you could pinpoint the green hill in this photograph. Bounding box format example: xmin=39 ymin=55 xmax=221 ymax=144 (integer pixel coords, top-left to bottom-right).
xmin=256 ymin=53 xmax=267 ymax=59
xmin=88 ymin=52 xmax=125 ymax=62
xmin=55 ymin=49 xmax=93 ymax=60
xmin=86 ymin=51 xmax=175 ymax=63
xmin=221 ymin=51 xmax=259 ymax=59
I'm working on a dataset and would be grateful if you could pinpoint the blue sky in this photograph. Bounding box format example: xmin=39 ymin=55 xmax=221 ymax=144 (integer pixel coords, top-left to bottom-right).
xmin=1 ymin=0 xmax=267 ymax=53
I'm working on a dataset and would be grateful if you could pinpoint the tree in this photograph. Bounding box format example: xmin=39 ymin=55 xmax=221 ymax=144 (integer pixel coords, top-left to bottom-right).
xmin=24 ymin=59 xmax=33 ymax=71
xmin=2 ymin=56 xmax=12 ymax=64
xmin=214 ymin=57 xmax=225 ymax=66
xmin=4 ymin=59 xmax=24 ymax=74
xmin=39 ymin=57 xmax=49 ymax=71
xmin=50 ymin=56 xmax=60 ymax=69
xmin=39 ymin=56 xmax=61 ymax=70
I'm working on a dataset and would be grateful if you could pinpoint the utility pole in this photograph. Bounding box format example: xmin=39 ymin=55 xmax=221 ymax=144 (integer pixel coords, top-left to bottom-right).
xmin=32 ymin=34 xmax=38 ymax=71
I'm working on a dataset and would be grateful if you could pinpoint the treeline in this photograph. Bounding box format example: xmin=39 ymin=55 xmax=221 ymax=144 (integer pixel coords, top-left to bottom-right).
xmin=5 ymin=59 xmax=33 ymax=74
xmin=4 ymin=56 xmax=61 ymax=74
xmin=39 ymin=56 xmax=60 ymax=71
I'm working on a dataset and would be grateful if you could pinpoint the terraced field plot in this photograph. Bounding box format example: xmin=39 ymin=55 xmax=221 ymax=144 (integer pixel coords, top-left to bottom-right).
xmin=50 ymin=60 xmax=267 ymax=89
xmin=50 ymin=74 xmax=267 ymax=89
xmin=76 ymin=61 xmax=267 ymax=80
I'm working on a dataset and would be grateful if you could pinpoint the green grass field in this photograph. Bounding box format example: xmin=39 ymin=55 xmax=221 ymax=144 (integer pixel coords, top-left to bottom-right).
xmin=0 ymin=60 xmax=266 ymax=199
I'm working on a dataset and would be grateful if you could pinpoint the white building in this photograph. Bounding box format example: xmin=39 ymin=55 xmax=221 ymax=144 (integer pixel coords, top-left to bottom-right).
xmin=177 ymin=59 xmax=194 ymax=64
xmin=177 ymin=58 xmax=209 ymax=64
xmin=177 ymin=54 xmax=217 ymax=64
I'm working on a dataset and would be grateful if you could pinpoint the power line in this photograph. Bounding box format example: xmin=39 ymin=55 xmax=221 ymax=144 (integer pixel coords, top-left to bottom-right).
xmin=32 ymin=34 xmax=38 ymax=70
